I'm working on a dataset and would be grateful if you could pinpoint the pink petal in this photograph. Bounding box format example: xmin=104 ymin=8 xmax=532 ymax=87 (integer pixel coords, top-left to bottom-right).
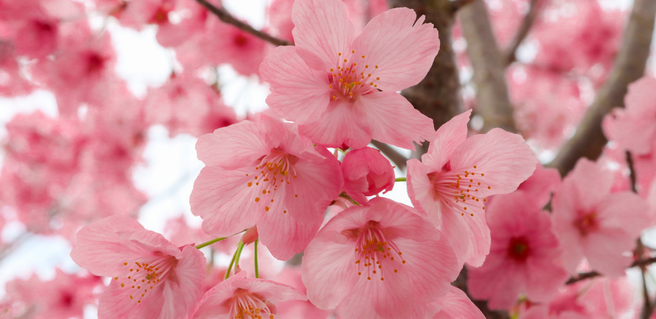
xmin=422 ymin=110 xmax=471 ymax=171
xmin=291 ymin=0 xmax=355 ymax=69
xmin=191 ymin=272 xmax=246 ymax=319
xmin=468 ymin=262 xmax=524 ymax=310
xmin=190 ymin=166 xmax=260 ymax=237
xmin=302 ymin=231 xmax=358 ymax=309
xmin=440 ymin=203 xmax=490 ymax=267
xmin=258 ymin=205 xmax=323 ymax=260
xmin=434 ymin=287 xmax=484 ymax=319
xmin=97 ymin=280 xmax=144 ymax=319
xmin=232 ymin=278 xmax=307 ymax=304
xmin=141 ymin=282 xmax=185 ymax=319
xmin=299 ymin=100 xmax=372 ymax=149
xmin=407 ymin=159 xmax=443 ymax=225
xmin=352 ymin=8 xmax=439 ymax=92
xmin=449 ymin=128 xmax=537 ymax=198
xmin=196 ymin=121 xmax=268 ymax=170
xmin=567 ymin=159 xmax=613 ymax=211
xmin=355 ymin=92 xmax=434 ymax=150
xmin=525 ymin=257 xmax=569 ymax=303
xmin=70 ymin=216 xmax=147 ymax=277
xmin=260 ymin=46 xmax=332 ymax=123
xmin=284 ymin=146 xmax=343 ymax=224
xmin=170 ymin=245 xmax=206 ymax=319
xmin=583 ymin=229 xmax=633 ymax=278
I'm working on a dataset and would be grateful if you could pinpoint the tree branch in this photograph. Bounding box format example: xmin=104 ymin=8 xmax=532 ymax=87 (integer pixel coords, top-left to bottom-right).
xmin=371 ymin=140 xmax=408 ymax=171
xmin=502 ymin=0 xmax=542 ymax=66
xmin=566 ymin=256 xmax=656 ymax=285
xmin=546 ymin=0 xmax=656 ymax=177
xmin=459 ymin=0 xmax=517 ymax=133
xmin=195 ymin=0 xmax=293 ymax=46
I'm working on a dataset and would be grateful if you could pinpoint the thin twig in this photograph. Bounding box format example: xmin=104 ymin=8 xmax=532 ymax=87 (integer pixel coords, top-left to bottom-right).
xmin=371 ymin=140 xmax=408 ymax=171
xmin=566 ymin=257 xmax=656 ymax=285
xmin=195 ymin=0 xmax=292 ymax=46
xmin=502 ymin=0 xmax=542 ymax=66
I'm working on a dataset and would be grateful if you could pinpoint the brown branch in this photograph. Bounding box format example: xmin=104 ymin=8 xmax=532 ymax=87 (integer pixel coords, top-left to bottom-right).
xmin=371 ymin=140 xmax=408 ymax=171
xmin=502 ymin=0 xmax=542 ymax=66
xmin=195 ymin=0 xmax=292 ymax=46
xmin=546 ymin=0 xmax=656 ymax=177
xmin=566 ymin=256 xmax=656 ymax=285
xmin=449 ymin=0 xmax=478 ymax=13
xmin=459 ymin=0 xmax=517 ymax=133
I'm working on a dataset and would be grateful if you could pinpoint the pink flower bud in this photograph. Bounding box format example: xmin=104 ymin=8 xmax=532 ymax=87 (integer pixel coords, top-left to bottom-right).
xmin=241 ymin=226 xmax=259 ymax=245
xmin=341 ymin=147 xmax=395 ymax=205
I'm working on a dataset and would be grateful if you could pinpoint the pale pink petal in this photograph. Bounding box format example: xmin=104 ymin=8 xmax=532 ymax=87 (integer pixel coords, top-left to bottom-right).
xmin=292 ymin=0 xmax=355 ymax=69
xmin=233 ymin=278 xmax=307 ymax=304
xmin=604 ymin=109 xmax=655 ymax=155
xmin=141 ymin=282 xmax=185 ymax=319
xmin=355 ymin=92 xmax=434 ymax=150
xmin=422 ymin=110 xmax=471 ymax=171
xmin=352 ymin=8 xmax=439 ymax=92
xmin=461 ymin=207 xmax=491 ymax=267
xmin=516 ymin=164 xmax=561 ymax=208
xmin=190 ymin=166 xmax=260 ymax=237
xmin=302 ymin=231 xmax=358 ymax=309
xmin=299 ymin=100 xmax=372 ymax=149
xmin=468 ymin=262 xmax=524 ymax=310
xmin=258 ymin=206 xmax=323 ymax=260
xmin=583 ymin=229 xmax=634 ymax=278
xmin=449 ymin=128 xmax=537 ymax=198
xmin=196 ymin=121 xmax=268 ymax=170
xmin=434 ymin=287 xmax=484 ymax=319
xmin=567 ymin=159 xmax=613 ymax=210
xmin=407 ymin=159 xmax=443 ymax=226
xmin=284 ymin=146 xmax=343 ymax=224
xmin=260 ymin=46 xmax=332 ymax=123
xmin=70 ymin=216 xmax=146 ymax=277
xmin=191 ymin=272 xmax=247 ymax=319
xmin=170 ymin=245 xmax=206 ymax=319
xmin=525 ymin=258 xmax=569 ymax=303
xmin=97 ymin=280 xmax=143 ymax=319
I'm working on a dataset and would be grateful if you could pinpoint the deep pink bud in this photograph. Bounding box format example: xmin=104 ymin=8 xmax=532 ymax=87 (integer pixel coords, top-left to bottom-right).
xmin=241 ymin=226 xmax=259 ymax=245
xmin=341 ymin=147 xmax=395 ymax=205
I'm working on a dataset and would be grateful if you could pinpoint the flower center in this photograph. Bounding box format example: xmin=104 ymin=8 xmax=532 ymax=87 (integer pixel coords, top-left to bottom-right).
xmin=226 ymin=288 xmax=275 ymax=319
xmin=245 ymin=148 xmax=299 ymax=213
xmin=113 ymin=253 xmax=177 ymax=304
xmin=327 ymin=50 xmax=381 ymax=102
xmin=507 ymin=237 xmax=531 ymax=262
xmin=428 ymin=164 xmax=489 ymax=217
xmin=342 ymin=221 xmax=405 ymax=282
xmin=574 ymin=212 xmax=598 ymax=237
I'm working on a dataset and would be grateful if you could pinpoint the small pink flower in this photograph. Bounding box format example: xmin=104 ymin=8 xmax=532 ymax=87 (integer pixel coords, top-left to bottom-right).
xmin=407 ymin=110 xmax=537 ymax=267
xmin=190 ymin=115 xmax=343 ymax=260
xmin=260 ymin=0 xmax=437 ymax=149
xmin=342 ymin=147 xmax=395 ymax=205
xmin=603 ymin=76 xmax=656 ymax=156
xmin=552 ymin=158 xmax=650 ymax=277
xmin=467 ymin=191 xmax=568 ymax=310
xmin=70 ymin=216 xmax=206 ymax=319
xmin=302 ymin=197 xmax=459 ymax=319
xmin=189 ymin=271 xmax=307 ymax=319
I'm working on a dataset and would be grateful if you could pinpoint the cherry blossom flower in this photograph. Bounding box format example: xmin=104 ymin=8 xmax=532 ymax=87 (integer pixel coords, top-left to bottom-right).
xmin=407 ymin=110 xmax=537 ymax=267
xmin=552 ymin=158 xmax=650 ymax=277
xmin=70 ymin=215 xmax=206 ymax=319
xmin=302 ymin=197 xmax=458 ymax=319
xmin=191 ymin=115 xmax=343 ymax=260
xmin=341 ymin=147 xmax=395 ymax=205
xmin=274 ymin=268 xmax=333 ymax=319
xmin=189 ymin=271 xmax=306 ymax=319
xmin=603 ymin=76 xmax=656 ymax=156
xmin=468 ymin=191 xmax=568 ymax=310
xmin=260 ymin=0 xmax=437 ymax=149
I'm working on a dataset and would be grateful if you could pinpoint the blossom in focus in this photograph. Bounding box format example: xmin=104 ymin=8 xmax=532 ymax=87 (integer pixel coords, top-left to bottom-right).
xmin=552 ymin=158 xmax=650 ymax=277
xmin=191 ymin=115 xmax=343 ymax=260
xmin=189 ymin=271 xmax=306 ymax=319
xmin=468 ymin=191 xmax=568 ymax=310
xmin=302 ymin=197 xmax=458 ymax=319
xmin=407 ymin=109 xmax=537 ymax=267
xmin=433 ymin=286 xmax=484 ymax=319
xmin=260 ymin=0 xmax=437 ymax=149
xmin=341 ymin=147 xmax=395 ymax=205
xmin=70 ymin=215 xmax=206 ymax=319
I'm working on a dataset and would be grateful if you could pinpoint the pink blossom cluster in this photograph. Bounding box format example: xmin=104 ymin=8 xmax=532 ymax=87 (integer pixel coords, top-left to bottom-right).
xmin=1 ymin=0 xmax=655 ymax=318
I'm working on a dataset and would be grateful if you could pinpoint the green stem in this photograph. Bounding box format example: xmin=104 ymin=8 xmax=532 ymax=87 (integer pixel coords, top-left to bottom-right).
xmin=395 ymin=177 xmax=407 ymax=182
xmin=195 ymin=236 xmax=228 ymax=249
xmin=254 ymin=239 xmax=260 ymax=278
xmin=224 ymin=241 xmax=245 ymax=280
